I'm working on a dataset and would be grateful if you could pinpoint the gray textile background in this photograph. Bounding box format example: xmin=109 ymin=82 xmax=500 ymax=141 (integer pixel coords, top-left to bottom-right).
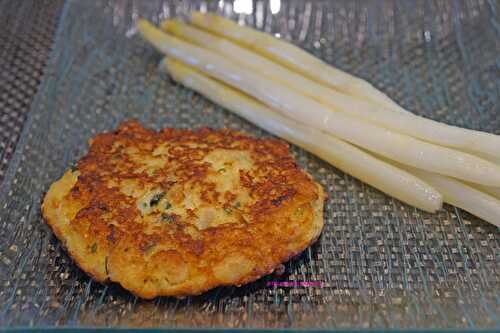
xmin=0 ymin=0 xmax=63 ymax=183
xmin=0 ymin=0 xmax=498 ymax=330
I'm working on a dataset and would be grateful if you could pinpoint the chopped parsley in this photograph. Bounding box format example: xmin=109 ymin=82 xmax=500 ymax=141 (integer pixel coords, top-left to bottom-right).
xmin=224 ymin=207 xmax=232 ymax=214
xmin=161 ymin=213 xmax=176 ymax=223
xmin=165 ymin=202 xmax=172 ymax=210
xmin=217 ymin=168 xmax=226 ymax=173
xmin=293 ymin=207 xmax=304 ymax=218
xmin=149 ymin=192 xmax=165 ymax=206
xmin=90 ymin=243 xmax=97 ymax=253
xmin=104 ymin=256 xmax=109 ymax=275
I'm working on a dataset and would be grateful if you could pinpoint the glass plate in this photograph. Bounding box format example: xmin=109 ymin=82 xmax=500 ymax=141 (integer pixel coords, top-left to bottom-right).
xmin=0 ymin=0 xmax=499 ymax=330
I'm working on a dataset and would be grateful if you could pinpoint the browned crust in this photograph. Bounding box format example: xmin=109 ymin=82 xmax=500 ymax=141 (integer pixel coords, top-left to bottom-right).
xmin=41 ymin=120 xmax=325 ymax=299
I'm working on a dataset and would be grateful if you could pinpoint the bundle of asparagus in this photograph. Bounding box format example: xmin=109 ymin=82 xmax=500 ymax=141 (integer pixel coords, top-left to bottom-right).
xmin=136 ymin=13 xmax=500 ymax=227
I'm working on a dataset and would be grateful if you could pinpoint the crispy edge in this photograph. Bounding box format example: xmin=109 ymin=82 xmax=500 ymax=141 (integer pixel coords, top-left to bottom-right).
xmin=42 ymin=170 xmax=109 ymax=283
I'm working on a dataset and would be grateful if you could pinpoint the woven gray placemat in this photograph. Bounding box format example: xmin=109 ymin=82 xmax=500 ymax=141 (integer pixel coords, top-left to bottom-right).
xmin=0 ymin=0 xmax=63 ymax=184
xmin=0 ymin=0 xmax=498 ymax=330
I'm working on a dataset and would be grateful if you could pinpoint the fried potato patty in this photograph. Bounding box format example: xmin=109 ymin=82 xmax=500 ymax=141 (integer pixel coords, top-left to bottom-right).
xmin=42 ymin=120 xmax=325 ymax=298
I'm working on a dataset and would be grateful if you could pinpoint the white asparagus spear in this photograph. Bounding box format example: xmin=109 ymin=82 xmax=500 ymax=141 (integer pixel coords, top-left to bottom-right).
xmin=465 ymin=183 xmax=500 ymax=201
xmin=189 ymin=12 xmax=399 ymax=112
xmin=407 ymin=168 xmax=500 ymax=227
xmin=162 ymin=19 xmax=500 ymax=160
xmin=136 ymin=20 xmax=500 ymax=186
xmin=163 ymin=58 xmax=443 ymax=212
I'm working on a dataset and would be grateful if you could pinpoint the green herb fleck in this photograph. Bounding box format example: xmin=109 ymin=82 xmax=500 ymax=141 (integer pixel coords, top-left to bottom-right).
xmin=293 ymin=207 xmax=303 ymax=218
xmin=165 ymin=202 xmax=172 ymax=210
xmin=90 ymin=243 xmax=97 ymax=253
xmin=149 ymin=192 xmax=165 ymax=206
xmin=224 ymin=207 xmax=232 ymax=214
xmin=161 ymin=213 xmax=176 ymax=223
xmin=234 ymin=202 xmax=241 ymax=208
xmin=104 ymin=256 xmax=109 ymax=275
xmin=142 ymin=243 xmax=156 ymax=254
xmin=217 ymin=168 xmax=226 ymax=173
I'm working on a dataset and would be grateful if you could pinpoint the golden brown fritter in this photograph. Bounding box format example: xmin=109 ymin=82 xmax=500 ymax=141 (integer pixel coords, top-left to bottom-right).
xmin=42 ymin=120 xmax=325 ymax=299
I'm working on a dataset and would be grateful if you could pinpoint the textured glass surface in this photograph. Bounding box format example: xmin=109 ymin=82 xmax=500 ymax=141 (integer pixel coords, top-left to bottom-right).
xmin=0 ymin=0 xmax=499 ymax=329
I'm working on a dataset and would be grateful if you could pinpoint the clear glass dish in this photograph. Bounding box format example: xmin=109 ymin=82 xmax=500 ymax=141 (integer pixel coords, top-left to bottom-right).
xmin=0 ymin=0 xmax=498 ymax=330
